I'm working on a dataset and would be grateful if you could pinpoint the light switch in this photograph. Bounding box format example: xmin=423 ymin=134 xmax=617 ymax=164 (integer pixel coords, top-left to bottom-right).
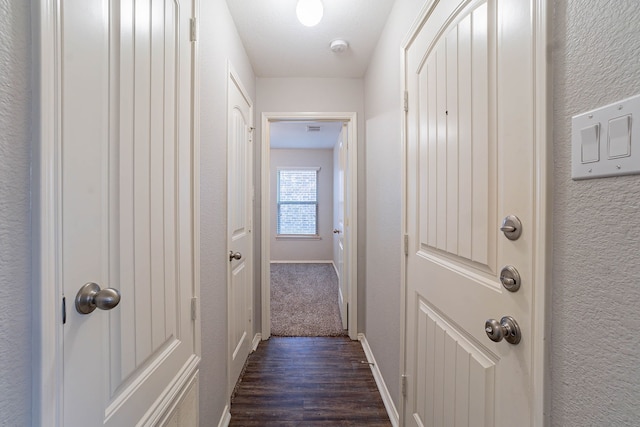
xmin=581 ymin=124 xmax=600 ymax=163
xmin=608 ymin=115 xmax=631 ymax=158
xmin=572 ymin=93 xmax=640 ymax=180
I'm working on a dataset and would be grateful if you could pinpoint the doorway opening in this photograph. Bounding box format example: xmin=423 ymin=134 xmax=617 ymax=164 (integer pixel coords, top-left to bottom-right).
xmin=261 ymin=112 xmax=358 ymax=340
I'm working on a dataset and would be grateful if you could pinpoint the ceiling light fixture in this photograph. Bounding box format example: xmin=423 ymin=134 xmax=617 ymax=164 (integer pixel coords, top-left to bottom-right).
xmin=296 ymin=0 xmax=323 ymax=27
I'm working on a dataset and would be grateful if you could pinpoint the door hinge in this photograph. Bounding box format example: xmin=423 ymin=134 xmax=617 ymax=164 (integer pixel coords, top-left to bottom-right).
xmin=404 ymin=91 xmax=409 ymax=112
xmin=404 ymin=234 xmax=409 ymax=256
xmin=401 ymin=374 xmax=408 ymax=397
xmin=190 ymin=18 xmax=198 ymax=42
xmin=62 ymin=296 xmax=67 ymax=324
xmin=191 ymin=297 xmax=198 ymax=320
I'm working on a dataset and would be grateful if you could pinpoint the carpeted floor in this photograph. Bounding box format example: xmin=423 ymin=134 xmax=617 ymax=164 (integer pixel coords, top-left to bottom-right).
xmin=270 ymin=263 xmax=347 ymax=336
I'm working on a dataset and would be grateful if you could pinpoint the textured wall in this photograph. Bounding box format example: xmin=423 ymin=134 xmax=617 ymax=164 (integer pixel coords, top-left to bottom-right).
xmin=199 ymin=0 xmax=255 ymax=424
xmin=363 ymin=0 xmax=425 ymax=410
xmin=0 ymin=0 xmax=32 ymax=424
xmin=551 ymin=1 xmax=640 ymax=425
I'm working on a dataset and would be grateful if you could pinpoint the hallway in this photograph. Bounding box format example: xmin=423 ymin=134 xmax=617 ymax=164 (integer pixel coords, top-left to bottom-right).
xmin=7 ymin=0 xmax=640 ymax=426
xmin=229 ymin=337 xmax=391 ymax=426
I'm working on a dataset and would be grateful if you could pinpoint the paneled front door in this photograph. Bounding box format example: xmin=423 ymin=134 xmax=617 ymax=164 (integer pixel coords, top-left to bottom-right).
xmin=403 ymin=0 xmax=547 ymax=425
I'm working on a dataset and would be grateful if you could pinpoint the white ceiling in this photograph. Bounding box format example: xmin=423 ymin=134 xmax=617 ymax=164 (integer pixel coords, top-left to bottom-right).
xmin=270 ymin=121 xmax=343 ymax=149
xmin=226 ymin=0 xmax=396 ymax=78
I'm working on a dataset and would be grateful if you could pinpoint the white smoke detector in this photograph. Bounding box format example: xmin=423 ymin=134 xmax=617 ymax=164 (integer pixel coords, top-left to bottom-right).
xmin=330 ymin=39 xmax=349 ymax=54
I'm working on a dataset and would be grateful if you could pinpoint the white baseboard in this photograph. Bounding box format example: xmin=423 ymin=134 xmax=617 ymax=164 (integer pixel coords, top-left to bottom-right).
xmin=358 ymin=333 xmax=399 ymax=427
xmin=217 ymin=404 xmax=231 ymax=427
xmin=270 ymin=260 xmax=333 ymax=264
xmin=252 ymin=333 xmax=262 ymax=352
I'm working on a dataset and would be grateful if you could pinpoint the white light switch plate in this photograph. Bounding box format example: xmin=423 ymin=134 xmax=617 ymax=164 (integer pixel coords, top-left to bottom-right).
xmin=572 ymin=94 xmax=640 ymax=180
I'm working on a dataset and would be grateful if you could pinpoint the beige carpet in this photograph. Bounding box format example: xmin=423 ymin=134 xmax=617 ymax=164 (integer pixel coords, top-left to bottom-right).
xmin=270 ymin=263 xmax=347 ymax=336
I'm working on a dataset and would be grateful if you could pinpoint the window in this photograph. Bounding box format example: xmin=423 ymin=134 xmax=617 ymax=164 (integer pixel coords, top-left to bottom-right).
xmin=277 ymin=168 xmax=319 ymax=236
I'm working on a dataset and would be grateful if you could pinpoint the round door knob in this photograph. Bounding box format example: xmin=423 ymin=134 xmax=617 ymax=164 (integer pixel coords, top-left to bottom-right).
xmin=75 ymin=282 xmax=121 ymax=314
xmin=333 ymin=229 xmax=341 ymax=234
xmin=229 ymin=251 xmax=242 ymax=261
xmin=484 ymin=316 xmax=521 ymax=344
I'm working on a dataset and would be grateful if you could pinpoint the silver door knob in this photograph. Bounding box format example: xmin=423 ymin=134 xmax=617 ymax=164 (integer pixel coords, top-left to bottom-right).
xmin=484 ymin=316 xmax=521 ymax=344
xmin=229 ymin=251 xmax=242 ymax=261
xmin=333 ymin=229 xmax=341 ymax=234
xmin=500 ymin=215 xmax=522 ymax=240
xmin=75 ymin=282 xmax=121 ymax=314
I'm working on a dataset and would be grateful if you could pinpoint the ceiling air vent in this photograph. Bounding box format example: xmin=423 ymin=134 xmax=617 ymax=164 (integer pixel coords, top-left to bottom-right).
xmin=306 ymin=125 xmax=321 ymax=132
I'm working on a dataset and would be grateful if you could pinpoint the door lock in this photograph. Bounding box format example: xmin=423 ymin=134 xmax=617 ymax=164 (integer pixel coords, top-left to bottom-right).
xmin=499 ymin=265 xmax=521 ymax=292
xmin=500 ymin=215 xmax=522 ymax=240
xmin=485 ymin=316 xmax=521 ymax=344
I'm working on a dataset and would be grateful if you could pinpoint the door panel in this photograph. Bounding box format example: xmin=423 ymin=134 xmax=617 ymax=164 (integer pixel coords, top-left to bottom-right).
xmin=414 ymin=299 xmax=495 ymax=427
xmin=419 ymin=1 xmax=495 ymax=272
xmin=404 ymin=0 xmax=538 ymax=425
xmin=227 ymin=70 xmax=253 ymax=395
xmin=62 ymin=1 xmax=196 ymax=425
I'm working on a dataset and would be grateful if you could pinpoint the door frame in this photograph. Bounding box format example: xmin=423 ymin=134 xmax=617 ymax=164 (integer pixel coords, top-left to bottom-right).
xmin=261 ymin=112 xmax=358 ymax=340
xmin=399 ymin=0 xmax=551 ymax=425
xmin=32 ymin=0 xmax=202 ymax=423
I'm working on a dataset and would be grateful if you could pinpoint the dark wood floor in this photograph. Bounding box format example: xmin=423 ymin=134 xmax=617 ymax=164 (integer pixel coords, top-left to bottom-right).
xmin=229 ymin=337 xmax=392 ymax=427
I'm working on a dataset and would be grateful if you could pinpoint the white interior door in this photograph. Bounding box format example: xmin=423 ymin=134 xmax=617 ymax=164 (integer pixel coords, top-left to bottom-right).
xmin=227 ymin=67 xmax=254 ymax=395
xmin=335 ymin=124 xmax=348 ymax=330
xmin=403 ymin=0 xmax=542 ymax=425
xmin=61 ymin=1 xmax=198 ymax=426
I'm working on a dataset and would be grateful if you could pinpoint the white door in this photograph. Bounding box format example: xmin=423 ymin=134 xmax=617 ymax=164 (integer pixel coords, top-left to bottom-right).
xmin=404 ymin=0 xmax=543 ymax=425
xmin=335 ymin=124 xmax=348 ymax=330
xmin=227 ymin=67 xmax=254 ymax=395
xmin=61 ymin=1 xmax=197 ymax=426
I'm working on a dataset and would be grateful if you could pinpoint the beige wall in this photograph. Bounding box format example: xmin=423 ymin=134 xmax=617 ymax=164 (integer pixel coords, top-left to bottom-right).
xmin=270 ymin=149 xmax=334 ymax=262
xmin=198 ymin=0 xmax=256 ymax=423
xmin=0 ymin=0 xmax=31 ymax=424
xmin=551 ymin=1 xmax=640 ymax=424
xmin=363 ymin=0 xmax=425 ymax=409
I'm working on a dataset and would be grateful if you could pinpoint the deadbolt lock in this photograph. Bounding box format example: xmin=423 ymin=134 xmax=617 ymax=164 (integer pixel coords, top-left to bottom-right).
xmin=500 ymin=215 xmax=522 ymax=240
xmin=499 ymin=265 xmax=521 ymax=292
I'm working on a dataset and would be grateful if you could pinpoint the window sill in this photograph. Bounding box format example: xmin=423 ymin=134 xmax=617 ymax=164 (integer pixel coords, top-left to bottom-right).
xmin=276 ymin=235 xmax=322 ymax=241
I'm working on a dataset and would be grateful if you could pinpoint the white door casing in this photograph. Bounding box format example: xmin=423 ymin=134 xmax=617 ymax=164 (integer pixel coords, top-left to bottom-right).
xmin=261 ymin=113 xmax=359 ymax=340
xmin=58 ymin=0 xmax=200 ymax=426
xmin=227 ymin=64 xmax=254 ymax=396
xmin=402 ymin=0 xmax=549 ymax=426
xmin=335 ymin=124 xmax=348 ymax=330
